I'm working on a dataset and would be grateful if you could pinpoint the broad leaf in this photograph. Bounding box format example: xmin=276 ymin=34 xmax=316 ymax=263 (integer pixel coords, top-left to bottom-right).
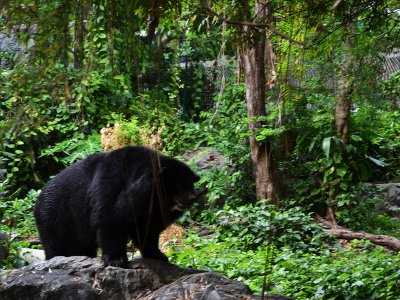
xmin=367 ymin=156 xmax=387 ymax=167
xmin=322 ymin=137 xmax=332 ymax=158
xmin=336 ymin=167 xmax=347 ymax=177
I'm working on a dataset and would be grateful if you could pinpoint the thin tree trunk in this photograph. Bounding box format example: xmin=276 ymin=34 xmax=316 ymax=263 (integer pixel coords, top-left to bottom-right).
xmin=334 ymin=23 xmax=356 ymax=144
xmin=329 ymin=22 xmax=356 ymax=222
xmin=334 ymin=60 xmax=353 ymax=144
xmin=73 ymin=1 xmax=87 ymax=69
xmin=241 ymin=0 xmax=279 ymax=204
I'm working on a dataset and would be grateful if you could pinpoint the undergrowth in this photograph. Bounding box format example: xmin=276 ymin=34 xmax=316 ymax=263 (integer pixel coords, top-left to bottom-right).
xmin=168 ymin=205 xmax=400 ymax=299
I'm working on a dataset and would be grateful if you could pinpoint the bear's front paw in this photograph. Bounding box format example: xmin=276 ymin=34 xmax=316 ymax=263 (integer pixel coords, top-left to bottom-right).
xmin=103 ymin=255 xmax=128 ymax=268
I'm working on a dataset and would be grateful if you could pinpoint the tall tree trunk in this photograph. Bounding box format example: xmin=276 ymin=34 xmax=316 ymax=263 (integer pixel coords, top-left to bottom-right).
xmin=329 ymin=22 xmax=356 ymax=223
xmin=241 ymin=0 xmax=279 ymax=204
xmin=334 ymin=23 xmax=356 ymax=144
xmin=334 ymin=54 xmax=353 ymax=144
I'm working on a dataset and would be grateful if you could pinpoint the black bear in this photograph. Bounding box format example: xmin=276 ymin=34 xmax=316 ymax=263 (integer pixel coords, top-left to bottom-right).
xmin=34 ymin=146 xmax=200 ymax=268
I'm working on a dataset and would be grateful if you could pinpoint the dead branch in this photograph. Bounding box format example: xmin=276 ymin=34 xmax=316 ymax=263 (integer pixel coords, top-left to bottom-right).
xmin=315 ymin=215 xmax=400 ymax=252
xmin=326 ymin=229 xmax=400 ymax=251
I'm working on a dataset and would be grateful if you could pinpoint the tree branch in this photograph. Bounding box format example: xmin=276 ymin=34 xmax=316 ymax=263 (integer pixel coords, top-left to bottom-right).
xmin=326 ymin=229 xmax=400 ymax=251
xmin=316 ymin=215 xmax=400 ymax=252
xmin=201 ymin=0 xmax=305 ymax=46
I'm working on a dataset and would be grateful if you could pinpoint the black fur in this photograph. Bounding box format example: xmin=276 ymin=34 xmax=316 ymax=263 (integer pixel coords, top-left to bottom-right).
xmin=34 ymin=146 xmax=200 ymax=268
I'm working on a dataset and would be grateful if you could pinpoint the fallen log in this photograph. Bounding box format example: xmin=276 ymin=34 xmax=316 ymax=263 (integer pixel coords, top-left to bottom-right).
xmin=325 ymin=229 xmax=400 ymax=251
xmin=315 ymin=215 xmax=400 ymax=251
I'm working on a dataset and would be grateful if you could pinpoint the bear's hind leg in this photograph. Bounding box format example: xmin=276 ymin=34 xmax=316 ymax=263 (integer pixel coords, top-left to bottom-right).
xmin=39 ymin=224 xmax=91 ymax=259
xmin=39 ymin=230 xmax=75 ymax=259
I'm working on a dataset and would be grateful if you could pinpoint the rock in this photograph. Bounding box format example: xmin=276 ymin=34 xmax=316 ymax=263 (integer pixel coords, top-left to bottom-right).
xmin=0 ymin=231 xmax=9 ymax=262
xmin=0 ymin=169 xmax=8 ymax=198
xmin=0 ymin=169 xmax=7 ymax=181
xmin=184 ymin=147 xmax=229 ymax=172
xmin=374 ymin=183 xmax=400 ymax=218
xmin=184 ymin=147 xmax=231 ymax=206
xmin=0 ymin=256 xmax=291 ymax=300
xmin=20 ymin=248 xmax=45 ymax=264
xmin=0 ymin=31 xmax=20 ymax=70
xmin=376 ymin=183 xmax=400 ymax=205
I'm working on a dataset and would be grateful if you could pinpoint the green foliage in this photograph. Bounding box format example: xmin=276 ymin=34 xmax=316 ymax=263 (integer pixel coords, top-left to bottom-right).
xmin=353 ymin=107 xmax=400 ymax=180
xmin=0 ymin=2 xmax=399 ymax=298
xmin=214 ymin=201 xmax=330 ymax=252
xmin=1 ymin=189 xmax=38 ymax=238
xmin=197 ymin=166 xmax=247 ymax=206
xmin=169 ymin=230 xmax=400 ymax=298
xmin=362 ymin=215 xmax=400 ymax=240
xmin=168 ymin=236 xmax=274 ymax=292
xmin=39 ymin=133 xmax=103 ymax=166
xmin=305 ymin=135 xmax=386 ymax=220
xmin=333 ymin=184 xmax=378 ymax=227
xmin=0 ymin=189 xmax=39 ymax=269
xmin=270 ymin=248 xmax=400 ymax=299
xmin=336 ymin=184 xmax=400 ymax=240
xmin=160 ymin=81 xmax=254 ymax=205
xmin=0 ymin=239 xmax=31 ymax=270
xmin=381 ymin=70 xmax=400 ymax=105
xmin=0 ymin=64 xmax=84 ymax=193
xmin=108 ymin=113 xmax=159 ymax=148
xmin=290 ymin=93 xmax=334 ymax=151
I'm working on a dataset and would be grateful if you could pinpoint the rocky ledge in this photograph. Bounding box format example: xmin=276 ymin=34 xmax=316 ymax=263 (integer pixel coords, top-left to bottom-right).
xmin=0 ymin=256 xmax=291 ymax=300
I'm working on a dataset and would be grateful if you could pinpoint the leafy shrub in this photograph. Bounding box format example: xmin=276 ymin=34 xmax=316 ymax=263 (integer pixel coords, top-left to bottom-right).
xmin=270 ymin=248 xmax=400 ymax=299
xmin=40 ymin=133 xmax=103 ymax=166
xmin=214 ymin=200 xmax=330 ymax=252
xmin=167 ymin=233 xmax=271 ymax=291
xmin=1 ymin=189 xmax=39 ymax=237
xmin=0 ymin=189 xmax=39 ymax=269
xmin=334 ymin=184 xmax=380 ymax=226
xmin=336 ymin=184 xmax=400 ymax=239
xmin=169 ymin=233 xmax=400 ymax=299
xmin=351 ymin=104 xmax=399 ymax=181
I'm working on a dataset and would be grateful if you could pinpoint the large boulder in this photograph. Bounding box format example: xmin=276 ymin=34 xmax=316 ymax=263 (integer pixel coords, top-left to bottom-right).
xmin=375 ymin=183 xmax=400 ymax=218
xmin=184 ymin=147 xmax=229 ymax=172
xmin=0 ymin=256 xmax=291 ymax=300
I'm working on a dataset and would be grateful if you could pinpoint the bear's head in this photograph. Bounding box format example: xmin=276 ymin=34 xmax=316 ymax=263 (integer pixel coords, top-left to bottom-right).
xmin=159 ymin=160 xmax=200 ymax=212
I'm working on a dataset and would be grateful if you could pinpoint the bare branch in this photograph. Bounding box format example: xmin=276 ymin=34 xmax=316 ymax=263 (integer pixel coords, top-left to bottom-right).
xmin=201 ymin=0 xmax=305 ymax=46
xmin=331 ymin=0 xmax=343 ymax=10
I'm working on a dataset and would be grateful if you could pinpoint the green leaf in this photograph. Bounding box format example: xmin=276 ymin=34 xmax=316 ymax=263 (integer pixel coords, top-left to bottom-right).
xmin=332 ymin=137 xmax=345 ymax=153
xmin=336 ymin=167 xmax=347 ymax=177
xmin=351 ymin=135 xmax=363 ymax=142
xmin=339 ymin=182 xmax=348 ymax=190
xmin=333 ymin=155 xmax=342 ymax=164
xmin=325 ymin=166 xmax=335 ymax=176
xmin=311 ymin=188 xmax=321 ymax=196
xmin=322 ymin=137 xmax=332 ymax=158
xmin=367 ymin=156 xmax=387 ymax=167
xmin=308 ymin=139 xmax=316 ymax=152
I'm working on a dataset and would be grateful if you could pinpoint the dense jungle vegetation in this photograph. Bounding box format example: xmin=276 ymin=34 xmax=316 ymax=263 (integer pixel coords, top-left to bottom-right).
xmin=1 ymin=1 xmax=400 ymax=299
